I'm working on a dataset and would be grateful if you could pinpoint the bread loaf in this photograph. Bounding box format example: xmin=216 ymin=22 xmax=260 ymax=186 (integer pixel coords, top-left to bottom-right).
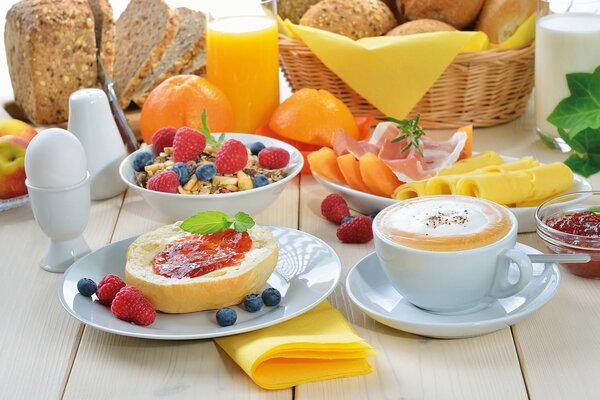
xmin=399 ymin=0 xmax=485 ymax=29
xmin=300 ymin=0 xmax=397 ymax=40
xmin=125 ymin=223 xmax=279 ymax=314
xmin=476 ymin=0 xmax=535 ymax=43
xmin=113 ymin=0 xmax=179 ymax=109
xmin=387 ymin=19 xmax=456 ymax=35
xmin=132 ymin=8 xmax=206 ymax=107
xmin=278 ymin=0 xmax=321 ymax=23
xmin=4 ymin=0 xmax=99 ymax=124
xmin=87 ymin=0 xmax=115 ymax=78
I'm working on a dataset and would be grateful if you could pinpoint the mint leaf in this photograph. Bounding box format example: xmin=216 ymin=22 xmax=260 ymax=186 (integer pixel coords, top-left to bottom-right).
xmin=232 ymin=212 xmax=255 ymax=232
xmin=589 ymin=207 xmax=600 ymax=213
xmin=181 ymin=211 xmax=233 ymax=234
xmin=547 ymin=67 xmax=600 ymax=136
xmin=197 ymin=110 xmax=221 ymax=147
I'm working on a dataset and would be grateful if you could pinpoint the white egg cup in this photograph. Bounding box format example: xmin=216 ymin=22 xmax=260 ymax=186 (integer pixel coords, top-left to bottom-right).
xmin=26 ymin=173 xmax=91 ymax=273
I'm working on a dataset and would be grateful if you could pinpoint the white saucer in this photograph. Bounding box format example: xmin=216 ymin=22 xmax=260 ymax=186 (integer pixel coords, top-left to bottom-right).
xmin=59 ymin=226 xmax=341 ymax=340
xmin=345 ymin=243 xmax=560 ymax=339
xmin=0 ymin=194 xmax=29 ymax=212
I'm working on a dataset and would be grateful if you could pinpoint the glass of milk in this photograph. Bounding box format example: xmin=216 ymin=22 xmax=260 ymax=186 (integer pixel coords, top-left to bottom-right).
xmin=535 ymin=0 xmax=600 ymax=148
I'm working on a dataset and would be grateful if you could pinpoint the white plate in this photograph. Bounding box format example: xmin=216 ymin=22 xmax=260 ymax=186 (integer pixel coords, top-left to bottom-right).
xmin=0 ymin=194 xmax=28 ymax=212
xmin=59 ymin=226 xmax=341 ymax=340
xmin=345 ymin=244 xmax=560 ymax=339
xmin=313 ymin=155 xmax=592 ymax=233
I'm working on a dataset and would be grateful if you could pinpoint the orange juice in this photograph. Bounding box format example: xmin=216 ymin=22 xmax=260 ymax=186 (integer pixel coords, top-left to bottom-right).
xmin=207 ymin=16 xmax=279 ymax=133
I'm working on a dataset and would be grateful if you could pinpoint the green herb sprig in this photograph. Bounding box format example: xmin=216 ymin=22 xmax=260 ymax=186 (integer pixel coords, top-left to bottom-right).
xmin=197 ymin=110 xmax=226 ymax=147
xmin=389 ymin=114 xmax=426 ymax=157
xmin=180 ymin=211 xmax=255 ymax=234
xmin=547 ymin=66 xmax=600 ymax=177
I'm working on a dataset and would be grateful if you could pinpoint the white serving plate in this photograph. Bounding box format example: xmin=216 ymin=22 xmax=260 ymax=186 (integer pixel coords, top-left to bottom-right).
xmin=59 ymin=225 xmax=340 ymax=340
xmin=346 ymin=244 xmax=560 ymax=339
xmin=313 ymin=155 xmax=592 ymax=233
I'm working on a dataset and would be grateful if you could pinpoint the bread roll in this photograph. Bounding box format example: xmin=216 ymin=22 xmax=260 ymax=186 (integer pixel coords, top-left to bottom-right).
xmin=399 ymin=0 xmax=485 ymax=29
xmin=278 ymin=0 xmax=321 ymax=23
xmin=126 ymin=223 xmax=278 ymax=313
xmin=300 ymin=0 xmax=397 ymax=40
xmin=476 ymin=0 xmax=535 ymax=43
xmin=387 ymin=19 xmax=456 ymax=36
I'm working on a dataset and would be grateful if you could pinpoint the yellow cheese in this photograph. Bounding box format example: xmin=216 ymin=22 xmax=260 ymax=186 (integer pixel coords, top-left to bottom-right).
xmin=474 ymin=156 xmax=539 ymax=173
xmin=521 ymin=162 xmax=574 ymax=202
xmin=437 ymin=151 xmax=504 ymax=176
xmin=425 ymin=175 xmax=462 ymax=195
xmin=392 ymin=180 xmax=428 ymax=200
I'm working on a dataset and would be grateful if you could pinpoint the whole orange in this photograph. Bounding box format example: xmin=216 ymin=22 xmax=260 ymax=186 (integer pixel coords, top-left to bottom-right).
xmin=140 ymin=75 xmax=234 ymax=144
xmin=269 ymin=88 xmax=359 ymax=148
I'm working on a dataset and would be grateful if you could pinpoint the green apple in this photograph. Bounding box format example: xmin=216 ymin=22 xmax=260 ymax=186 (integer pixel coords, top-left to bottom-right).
xmin=0 ymin=119 xmax=37 ymax=142
xmin=0 ymin=135 xmax=28 ymax=199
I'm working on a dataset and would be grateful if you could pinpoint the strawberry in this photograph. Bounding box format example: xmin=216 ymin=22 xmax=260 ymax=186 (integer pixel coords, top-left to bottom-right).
xmin=110 ymin=286 xmax=156 ymax=326
xmin=173 ymin=127 xmax=206 ymax=162
xmin=215 ymin=139 xmax=248 ymax=174
xmin=147 ymin=170 xmax=179 ymax=193
xmin=258 ymin=147 xmax=290 ymax=169
xmin=96 ymin=274 xmax=126 ymax=306
xmin=336 ymin=216 xmax=373 ymax=243
xmin=151 ymin=126 xmax=177 ymax=153
xmin=321 ymin=194 xmax=350 ymax=224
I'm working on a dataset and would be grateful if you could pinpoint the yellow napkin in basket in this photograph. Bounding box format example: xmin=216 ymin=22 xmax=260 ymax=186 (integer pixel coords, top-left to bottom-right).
xmin=284 ymin=21 xmax=485 ymax=119
xmin=214 ymin=301 xmax=375 ymax=390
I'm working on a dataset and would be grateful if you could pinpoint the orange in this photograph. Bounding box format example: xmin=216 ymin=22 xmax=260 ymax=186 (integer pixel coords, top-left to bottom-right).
xmin=140 ymin=75 xmax=234 ymax=144
xmin=269 ymin=88 xmax=359 ymax=148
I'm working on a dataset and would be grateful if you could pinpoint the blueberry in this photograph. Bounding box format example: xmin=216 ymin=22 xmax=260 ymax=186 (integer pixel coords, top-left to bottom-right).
xmin=261 ymin=288 xmax=281 ymax=307
xmin=216 ymin=307 xmax=237 ymax=327
xmin=195 ymin=163 xmax=217 ymax=181
xmin=369 ymin=210 xmax=380 ymax=220
xmin=253 ymin=174 xmax=269 ymax=188
xmin=243 ymin=293 xmax=264 ymax=313
xmin=249 ymin=142 xmax=266 ymax=156
xmin=77 ymin=278 xmax=97 ymax=297
xmin=171 ymin=162 xmax=191 ymax=185
xmin=132 ymin=151 xmax=153 ymax=172
xmin=341 ymin=215 xmax=354 ymax=225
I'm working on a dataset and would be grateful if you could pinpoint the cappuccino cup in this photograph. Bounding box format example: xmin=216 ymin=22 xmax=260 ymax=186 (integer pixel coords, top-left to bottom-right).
xmin=373 ymin=196 xmax=533 ymax=313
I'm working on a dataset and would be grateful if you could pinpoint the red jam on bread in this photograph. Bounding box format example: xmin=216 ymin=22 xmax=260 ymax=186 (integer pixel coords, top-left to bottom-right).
xmin=152 ymin=229 xmax=253 ymax=279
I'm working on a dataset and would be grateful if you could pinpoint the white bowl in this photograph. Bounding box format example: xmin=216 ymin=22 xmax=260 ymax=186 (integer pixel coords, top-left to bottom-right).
xmin=120 ymin=133 xmax=303 ymax=221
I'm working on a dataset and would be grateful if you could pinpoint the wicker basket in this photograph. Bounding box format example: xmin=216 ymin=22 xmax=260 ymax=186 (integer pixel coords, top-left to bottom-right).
xmin=279 ymin=35 xmax=535 ymax=128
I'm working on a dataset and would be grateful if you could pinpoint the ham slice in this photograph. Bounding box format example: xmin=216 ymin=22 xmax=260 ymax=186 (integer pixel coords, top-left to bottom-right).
xmin=331 ymin=122 xmax=468 ymax=182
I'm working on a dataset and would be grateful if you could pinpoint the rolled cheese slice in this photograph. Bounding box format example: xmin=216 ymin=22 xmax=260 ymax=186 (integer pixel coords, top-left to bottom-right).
xmin=425 ymin=174 xmax=462 ymax=195
xmin=392 ymin=180 xmax=428 ymax=200
xmin=126 ymin=222 xmax=279 ymax=313
xmin=438 ymin=151 xmax=504 ymax=176
xmin=474 ymin=156 xmax=539 ymax=173
xmin=519 ymin=162 xmax=574 ymax=203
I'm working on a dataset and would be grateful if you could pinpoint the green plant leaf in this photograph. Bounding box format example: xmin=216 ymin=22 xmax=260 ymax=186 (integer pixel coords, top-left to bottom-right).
xmin=197 ymin=109 xmax=221 ymax=147
xmin=232 ymin=212 xmax=255 ymax=232
xmin=589 ymin=207 xmax=600 ymax=213
xmin=181 ymin=211 xmax=233 ymax=234
xmin=564 ymin=154 xmax=600 ymax=178
xmin=547 ymin=66 xmax=600 ymax=136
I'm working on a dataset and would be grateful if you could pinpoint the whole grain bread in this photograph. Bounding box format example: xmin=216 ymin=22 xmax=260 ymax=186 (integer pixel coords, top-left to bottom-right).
xmin=180 ymin=51 xmax=207 ymax=76
xmin=87 ymin=0 xmax=115 ymax=78
xmin=132 ymin=8 xmax=206 ymax=107
xmin=5 ymin=0 xmax=98 ymax=124
xmin=113 ymin=0 xmax=179 ymax=108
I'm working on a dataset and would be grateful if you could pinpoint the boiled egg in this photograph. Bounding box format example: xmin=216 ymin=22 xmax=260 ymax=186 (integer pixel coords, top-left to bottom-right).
xmin=25 ymin=128 xmax=87 ymax=188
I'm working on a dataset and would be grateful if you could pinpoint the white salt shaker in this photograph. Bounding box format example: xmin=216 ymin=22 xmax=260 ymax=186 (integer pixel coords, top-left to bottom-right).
xmin=25 ymin=128 xmax=91 ymax=272
xmin=68 ymin=88 xmax=127 ymax=200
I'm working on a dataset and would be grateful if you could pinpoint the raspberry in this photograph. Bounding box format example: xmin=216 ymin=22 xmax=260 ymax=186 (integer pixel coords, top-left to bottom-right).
xmin=110 ymin=286 xmax=156 ymax=326
xmin=321 ymin=193 xmax=350 ymax=224
xmin=215 ymin=139 xmax=248 ymax=174
xmin=147 ymin=170 xmax=179 ymax=193
xmin=96 ymin=274 xmax=126 ymax=306
xmin=258 ymin=147 xmax=290 ymax=169
xmin=151 ymin=126 xmax=177 ymax=153
xmin=173 ymin=127 xmax=206 ymax=162
xmin=336 ymin=216 xmax=373 ymax=243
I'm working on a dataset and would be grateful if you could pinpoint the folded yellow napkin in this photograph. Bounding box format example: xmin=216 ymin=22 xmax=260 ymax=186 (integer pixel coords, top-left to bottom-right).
xmin=214 ymin=301 xmax=375 ymax=390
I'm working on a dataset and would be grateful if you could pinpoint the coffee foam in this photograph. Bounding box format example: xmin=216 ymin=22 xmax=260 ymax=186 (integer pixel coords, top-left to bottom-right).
xmin=377 ymin=197 xmax=512 ymax=251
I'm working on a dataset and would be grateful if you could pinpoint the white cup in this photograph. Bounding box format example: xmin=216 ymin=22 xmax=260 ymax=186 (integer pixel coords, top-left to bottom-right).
xmin=373 ymin=196 xmax=533 ymax=313
xmin=68 ymin=88 xmax=127 ymax=200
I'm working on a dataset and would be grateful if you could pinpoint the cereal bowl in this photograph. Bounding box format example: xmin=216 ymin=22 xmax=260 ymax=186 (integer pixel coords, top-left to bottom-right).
xmin=536 ymin=191 xmax=599 ymax=279
xmin=119 ymin=133 xmax=303 ymax=221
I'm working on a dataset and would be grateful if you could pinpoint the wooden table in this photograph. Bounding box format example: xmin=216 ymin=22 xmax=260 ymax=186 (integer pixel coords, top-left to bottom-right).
xmin=2 ymin=1 xmax=600 ymax=399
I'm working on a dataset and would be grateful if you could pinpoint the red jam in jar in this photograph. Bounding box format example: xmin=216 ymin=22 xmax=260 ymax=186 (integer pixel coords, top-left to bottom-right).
xmin=152 ymin=229 xmax=253 ymax=279
xmin=544 ymin=210 xmax=600 ymax=279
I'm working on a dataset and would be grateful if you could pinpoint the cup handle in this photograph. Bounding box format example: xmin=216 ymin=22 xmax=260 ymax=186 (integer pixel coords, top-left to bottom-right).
xmin=489 ymin=249 xmax=533 ymax=299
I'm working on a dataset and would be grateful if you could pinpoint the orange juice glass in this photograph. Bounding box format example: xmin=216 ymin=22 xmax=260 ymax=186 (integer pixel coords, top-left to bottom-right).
xmin=206 ymin=1 xmax=279 ymax=133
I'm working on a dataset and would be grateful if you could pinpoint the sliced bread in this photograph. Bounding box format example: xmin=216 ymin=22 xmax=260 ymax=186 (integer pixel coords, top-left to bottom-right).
xmin=87 ymin=0 xmax=115 ymax=78
xmin=179 ymin=50 xmax=207 ymax=76
xmin=132 ymin=8 xmax=206 ymax=107
xmin=113 ymin=0 xmax=179 ymax=108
